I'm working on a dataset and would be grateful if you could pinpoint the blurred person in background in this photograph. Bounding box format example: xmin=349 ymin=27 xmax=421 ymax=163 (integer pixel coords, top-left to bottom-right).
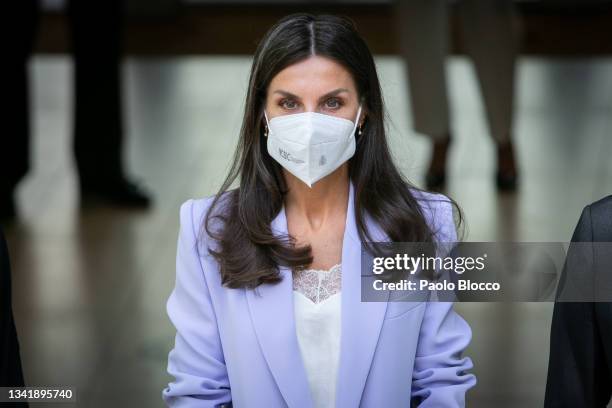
xmin=396 ymin=0 xmax=520 ymax=191
xmin=545 ymin=195 xmax=612 ymax=407
xmin=2 ymin=0 xmax=151 ymax=223
xmin=1 ymin=229 xmax=27 ymax=408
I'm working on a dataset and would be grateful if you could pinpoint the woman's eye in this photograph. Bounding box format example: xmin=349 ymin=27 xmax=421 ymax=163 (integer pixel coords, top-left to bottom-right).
xmin=325 ymin=98 xmax=342 ymax=109
xmin=280 ymin=99 xmax=298 ymax=110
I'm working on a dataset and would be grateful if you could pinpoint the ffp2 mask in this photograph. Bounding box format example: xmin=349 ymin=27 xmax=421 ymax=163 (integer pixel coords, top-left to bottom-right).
xmin=264 ymin=105 xmax=362 ymax=187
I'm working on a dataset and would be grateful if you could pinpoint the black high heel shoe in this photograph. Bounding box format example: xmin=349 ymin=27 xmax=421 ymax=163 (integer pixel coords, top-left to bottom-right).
xmin=425 ymin=172 xmax=446 ymax=190
xmin=496 ymin=140 xmax=518 ymax=191
xmin=496 ymin=171 xmax=517 ymax=191
xmin=425 ymin=135 xmax=451 ymax=190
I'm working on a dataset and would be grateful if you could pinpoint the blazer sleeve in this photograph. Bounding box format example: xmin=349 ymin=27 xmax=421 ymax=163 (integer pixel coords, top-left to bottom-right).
xmin=411 ymin=196 xmax=477 ymax=407
xmin=162 ymin=199 xmax=232 ymax=407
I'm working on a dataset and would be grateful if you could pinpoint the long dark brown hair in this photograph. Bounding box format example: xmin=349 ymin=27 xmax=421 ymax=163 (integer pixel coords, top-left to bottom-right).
xmin=203 ymin=13 xmax=461 ymax=289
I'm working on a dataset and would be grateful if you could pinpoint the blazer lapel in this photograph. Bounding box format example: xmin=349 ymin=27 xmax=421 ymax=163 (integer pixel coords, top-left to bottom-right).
xmin=246 ymin=204 xmax=313 ymax=408
xmin=335 ymin=182 xmax=390 ymax=408
xmin=246 ymin=182 xmax=390 ymax=408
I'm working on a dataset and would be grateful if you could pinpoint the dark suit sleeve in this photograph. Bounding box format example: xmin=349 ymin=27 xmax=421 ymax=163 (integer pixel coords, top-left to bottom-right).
xmin=544 ymin=205 xmax=612 ymax=407
xmin=0 ymin=229 xmax=26 ymax=390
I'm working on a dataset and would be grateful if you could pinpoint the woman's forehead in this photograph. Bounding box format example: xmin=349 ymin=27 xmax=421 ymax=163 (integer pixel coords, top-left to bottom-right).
xmin=268 ymin=56 xmax=356 ymax=97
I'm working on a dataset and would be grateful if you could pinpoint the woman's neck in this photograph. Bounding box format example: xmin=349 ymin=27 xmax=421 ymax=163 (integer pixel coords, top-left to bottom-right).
xmin=284 ymin=165 xmax=350 ymax=232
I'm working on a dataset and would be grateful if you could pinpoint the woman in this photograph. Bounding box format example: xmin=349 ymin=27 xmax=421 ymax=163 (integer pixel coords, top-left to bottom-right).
xmin=163 ymin=13 xmax=476 ymax=408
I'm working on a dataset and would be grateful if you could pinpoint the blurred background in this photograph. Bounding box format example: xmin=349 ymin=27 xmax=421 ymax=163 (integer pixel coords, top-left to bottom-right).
xmin=3 ymin=0 xmax=612 ymax=406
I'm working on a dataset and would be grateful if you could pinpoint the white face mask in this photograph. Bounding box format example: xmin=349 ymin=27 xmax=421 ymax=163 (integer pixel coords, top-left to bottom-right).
xmin=264 ymin=105 xmax=362 ymax=187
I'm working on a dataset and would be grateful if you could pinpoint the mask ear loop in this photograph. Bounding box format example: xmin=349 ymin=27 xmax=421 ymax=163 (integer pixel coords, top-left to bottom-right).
xmin=263 ymin=110 xmax=270 ymax=137
xmin=353 ymin=104 xmax=363 ymax=137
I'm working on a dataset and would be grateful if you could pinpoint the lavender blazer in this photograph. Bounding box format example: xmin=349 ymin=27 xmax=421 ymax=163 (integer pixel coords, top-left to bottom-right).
xmin=162 ymin=183 xmax=476 ymax=407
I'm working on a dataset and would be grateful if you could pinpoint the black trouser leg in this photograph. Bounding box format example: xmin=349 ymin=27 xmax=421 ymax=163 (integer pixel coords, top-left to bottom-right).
xmin=2 ymin=0 xmax=38 ymax=204
xmin=68 ymin=0 xmax=125 ymax=187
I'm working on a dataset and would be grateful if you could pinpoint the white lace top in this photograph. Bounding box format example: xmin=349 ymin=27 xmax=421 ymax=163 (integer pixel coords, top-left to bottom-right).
xmin=292 ymin=264 xmax=342 ymax=408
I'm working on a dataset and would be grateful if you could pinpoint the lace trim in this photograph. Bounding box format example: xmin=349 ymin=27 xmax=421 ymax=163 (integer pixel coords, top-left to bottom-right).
xmin=292 ymin=264 xmax=342 ymax=304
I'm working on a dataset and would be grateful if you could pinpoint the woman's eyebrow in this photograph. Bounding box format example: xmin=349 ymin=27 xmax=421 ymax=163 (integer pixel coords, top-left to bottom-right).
xmin=272 ymin=88 xmax=350 ymax=101
xmin=319 ymin=88 xmax=350 ymax=100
